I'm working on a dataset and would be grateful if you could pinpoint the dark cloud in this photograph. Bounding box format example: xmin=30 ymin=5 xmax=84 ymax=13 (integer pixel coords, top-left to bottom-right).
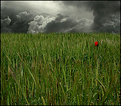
xmin=1 ymin=10 xmax=34 ymax=33
xmin=11 ymin=11 xmax=34 ymax=33
xmin=1 ymin=16 xmax=12 ymax=33
xmin=45 ymin=14 xmax=93 ymax=33
xmin=1 ymin=7 xmax=20 ymax=25
xmin=45 ymin=14 xmax=78 ymax=33
xmin=27 ymin=14 xmax=93 ymax=33
xmin=88 ymin=1 xmax=120 ymax=33
xmin=1 ymin=3 xmax=35 ymax=33
xmin=1 ymin=16 xmax=11 ymax=26
xmin=99 ymin=14 xmax=120 ymax=33
xmin=62 ymin=1 xmax=120 ymax=33
xmin=1 ymin=1 xmax=120 ymax=33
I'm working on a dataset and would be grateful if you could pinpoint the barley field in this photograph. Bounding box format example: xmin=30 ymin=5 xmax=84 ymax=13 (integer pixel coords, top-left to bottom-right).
xmin=1 ymin=33 xmax=120 ymax=105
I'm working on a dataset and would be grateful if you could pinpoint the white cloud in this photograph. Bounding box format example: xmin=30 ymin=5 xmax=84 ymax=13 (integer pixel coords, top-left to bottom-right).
xmin=28 ymin=15 xmax=56 ymax=33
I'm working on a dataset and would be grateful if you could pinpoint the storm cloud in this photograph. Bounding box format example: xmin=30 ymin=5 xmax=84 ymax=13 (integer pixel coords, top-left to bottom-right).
xmin=45 ymin=14 xmax=78 ymax=33
xmin=27 ymin=14 xmax=93 ymax=33
xmin=1 ymin=16 xmax=12 ymax=33
xmin=1 ymin=9 xmax=34 ymax=33
xmin=11 ymin=11 xmax=33 ymax=33
xmin=62 ymin=1 xmax=120 ymax=33
xmin=89 ymin=1 xmax=120 ymax=33
xmin=1 ymin=1 xmax=120 ymax=33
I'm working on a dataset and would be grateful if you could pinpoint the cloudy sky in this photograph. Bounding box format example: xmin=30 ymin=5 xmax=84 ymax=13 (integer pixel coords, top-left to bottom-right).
xmin=1 ymin=1 xmax=120 ymax=33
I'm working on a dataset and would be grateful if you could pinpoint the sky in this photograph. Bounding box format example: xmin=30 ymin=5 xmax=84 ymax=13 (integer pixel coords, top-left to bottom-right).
xmin=1 ymin=1 xmax=120 ymax=33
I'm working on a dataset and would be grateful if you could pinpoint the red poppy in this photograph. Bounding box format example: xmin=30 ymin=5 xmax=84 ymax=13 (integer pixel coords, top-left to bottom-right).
xmin=95 ymin=41 xmax=99 ymax=47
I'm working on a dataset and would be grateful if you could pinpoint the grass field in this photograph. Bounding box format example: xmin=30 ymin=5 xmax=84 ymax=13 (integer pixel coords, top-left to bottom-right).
xmin=1 ymin=33 xmax=120 ymax=105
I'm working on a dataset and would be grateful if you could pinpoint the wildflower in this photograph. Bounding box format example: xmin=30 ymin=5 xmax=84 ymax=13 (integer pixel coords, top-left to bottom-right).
xmin=95 ymin=41 xmax=99 ymax=47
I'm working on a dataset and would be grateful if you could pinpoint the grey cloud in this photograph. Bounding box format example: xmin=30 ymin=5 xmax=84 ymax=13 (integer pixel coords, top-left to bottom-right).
xmin=62 ymin=1 xmax=87 ymax=7
xmin=1 ymin=1 xmax=120 ymax=33
xmin=45 ymin=14 xmax=93 ymax=33
xmin=99 ymin=14 xmax=120 ymax=33
xmin=68 ymin=18 xmax=93 ymax=33
xmin=1 ymin=16 xmax=12 ymax=33
xmin=45 ymin=14 xmax=78 ymax=33
xmin=62 ymin=1 xmax=120 ymax=33
xmin=1 ymin=11 xmax=34 ymax=33
xmin=28 ymin=14 xmax=93 ymax=33
xmin=16 ymin=11 xmax=32 ymax=22
xmin=88 ymin=1 xmax=120 ymax=33
xmin=1 ymin=16 xmax=11 ymax=26
xmin=11 ymin=11 xmax=33 ymax=33
xmin=1 ymin=7 xmax=19 ymax=25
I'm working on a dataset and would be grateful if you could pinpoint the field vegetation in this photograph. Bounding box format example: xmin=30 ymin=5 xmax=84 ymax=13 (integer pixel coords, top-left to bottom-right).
xmin=1 ymin=33 xmax=120 ymax=105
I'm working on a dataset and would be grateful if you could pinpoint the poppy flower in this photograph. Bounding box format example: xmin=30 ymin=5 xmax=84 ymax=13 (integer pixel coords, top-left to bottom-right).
xmin=95 ymin=41 xmax=99 ymax=47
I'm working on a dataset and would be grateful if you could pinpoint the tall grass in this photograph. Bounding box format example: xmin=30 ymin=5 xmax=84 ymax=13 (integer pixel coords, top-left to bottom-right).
xmin=1 ymin=33 xmax=120 ymax=105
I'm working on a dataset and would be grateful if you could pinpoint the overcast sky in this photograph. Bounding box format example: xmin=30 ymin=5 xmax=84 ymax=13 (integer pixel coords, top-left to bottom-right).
xmin=1 ymin=1 xmax=120 ymax=33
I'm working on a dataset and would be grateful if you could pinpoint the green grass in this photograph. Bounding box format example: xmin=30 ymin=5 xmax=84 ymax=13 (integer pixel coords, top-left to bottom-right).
xmin=1 ymin=33 xmax=120 ymax=105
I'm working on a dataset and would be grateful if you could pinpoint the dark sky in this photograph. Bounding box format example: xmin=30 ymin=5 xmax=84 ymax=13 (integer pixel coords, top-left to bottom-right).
xmin=1 ymin=1 xmax=120 ymax=33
